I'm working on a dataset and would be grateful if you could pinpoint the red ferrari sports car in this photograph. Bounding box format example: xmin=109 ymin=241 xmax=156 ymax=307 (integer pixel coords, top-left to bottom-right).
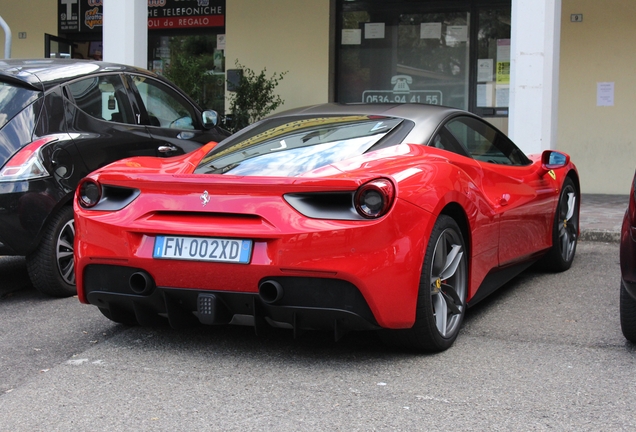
xmin=74 ymin=103 xmax=579 ymax=352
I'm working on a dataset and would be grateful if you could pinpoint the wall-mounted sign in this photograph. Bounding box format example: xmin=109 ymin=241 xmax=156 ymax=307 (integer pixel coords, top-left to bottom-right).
xmin=148 ymin=0 xmax=225 ymax=30
xmin=58 ymin=0 xmax=103 ymax=33
xmin=58 ymin=0 xmax=225 ymax=34
xmin=59 ymin=0 xmax=80 ymax=32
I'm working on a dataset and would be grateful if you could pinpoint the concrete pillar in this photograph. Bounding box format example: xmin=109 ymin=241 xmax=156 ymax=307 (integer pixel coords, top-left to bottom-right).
xmin=509 ymin=0 xmax=562 ymax=154
xmin=103 ymin=0 xmax=147 ymax=68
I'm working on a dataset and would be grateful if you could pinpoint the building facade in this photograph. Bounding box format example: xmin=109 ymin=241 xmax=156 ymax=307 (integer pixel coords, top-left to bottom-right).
xmin=0 ymin=0 xmax=634 ymax=194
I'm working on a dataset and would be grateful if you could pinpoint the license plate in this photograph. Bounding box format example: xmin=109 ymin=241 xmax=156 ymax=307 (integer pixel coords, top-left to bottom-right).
xmin=153 ymin=235 xmax=252 ymax=264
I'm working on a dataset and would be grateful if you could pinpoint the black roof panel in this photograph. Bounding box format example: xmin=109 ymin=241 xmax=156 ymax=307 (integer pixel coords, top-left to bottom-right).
xmin=0 ymin=59 xmax=152 ymax=91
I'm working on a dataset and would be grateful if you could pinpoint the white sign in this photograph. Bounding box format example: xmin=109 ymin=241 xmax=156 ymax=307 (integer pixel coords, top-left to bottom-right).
xmin=477 ymin=59 xmax=494 ymax=82
xmin=446 ymin=26 xmax=468 ymax=44
xmin=217 ymin=34 xmax=226 ymax=50
xmin=342 ymin=29 xmax=362 ymax=45
xmin=420 ymin=22 xmax=442 ymax=39
xmin=597 ymin=82 xmax=615 ymax=106
xmin=497 ymin=39 xmax=511 ymax=62
xmin=365 ymin=23 xmax=385 ymax=39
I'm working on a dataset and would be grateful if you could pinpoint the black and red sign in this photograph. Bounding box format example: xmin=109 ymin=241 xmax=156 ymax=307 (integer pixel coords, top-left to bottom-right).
xmin=58 ymin=0 xmax=224 ymax=34
xmin=148 ymin=0 xmax=225 ymax=30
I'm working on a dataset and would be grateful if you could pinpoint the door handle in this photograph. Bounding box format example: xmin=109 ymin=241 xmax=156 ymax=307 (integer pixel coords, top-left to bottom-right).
xmin=158 ymin=144 xmax=178 ymax=153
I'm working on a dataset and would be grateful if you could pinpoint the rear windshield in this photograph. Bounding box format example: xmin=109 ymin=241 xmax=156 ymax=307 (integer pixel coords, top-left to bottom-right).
xmin=0 ymin=82 xmax=41 ymax=130
xmin=195 ymin=115 xmax=404 ymax=177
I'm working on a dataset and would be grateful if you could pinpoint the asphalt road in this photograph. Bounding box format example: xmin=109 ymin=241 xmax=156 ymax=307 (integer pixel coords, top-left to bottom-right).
xmin=0 ymin=241 xmax=634 ymax=431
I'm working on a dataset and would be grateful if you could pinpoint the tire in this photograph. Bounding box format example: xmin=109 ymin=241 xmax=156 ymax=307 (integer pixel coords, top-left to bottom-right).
xmin=620 ymin=281 xmax=636 ymax=343
xmin=542 ymin=177 xmax=579 ymax=272
xmin=26 ymin=206 xmax=76 ymax=297
xmin=382 ymin=215 xmax=468 ymax=352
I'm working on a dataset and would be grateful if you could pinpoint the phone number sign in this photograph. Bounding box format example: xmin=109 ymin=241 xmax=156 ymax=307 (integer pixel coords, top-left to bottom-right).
xmin=362 ymin=90 xmax=443 ymax=105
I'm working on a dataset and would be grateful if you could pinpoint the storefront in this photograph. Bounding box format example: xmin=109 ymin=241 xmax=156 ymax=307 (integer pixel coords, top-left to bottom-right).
xmin=337 ymin=0 xmax=512 ymax=120
xmin=54 ymin=0 xmax=226 ymax=113
xmin=1 ymin=0 xmax=633 ymax=194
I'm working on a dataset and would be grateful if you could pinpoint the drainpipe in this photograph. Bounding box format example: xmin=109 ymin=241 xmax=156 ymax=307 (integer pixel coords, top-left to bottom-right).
xmin=0 ymin=15 xmax=11 ymax=59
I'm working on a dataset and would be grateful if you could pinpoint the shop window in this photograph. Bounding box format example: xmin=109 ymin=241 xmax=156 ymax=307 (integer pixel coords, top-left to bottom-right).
xmin=476 ymin=7 xmax=512 ymax=116
xmin=337 ymin=1 xmax=511 ymax=118
xmin=147 ymin=33 xmax=226 ymax=115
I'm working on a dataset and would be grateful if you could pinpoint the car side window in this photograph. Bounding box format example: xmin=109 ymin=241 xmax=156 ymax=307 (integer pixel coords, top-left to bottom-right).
xmin=67 ymin=74 xmax=134 ymax=124
xmin=430 ymin=128 xmax=470 ymax=158
xmin=445 ymin=116 xmax=530 ymax=166
xmin=129 ymin=75 xmax=196 ymax=130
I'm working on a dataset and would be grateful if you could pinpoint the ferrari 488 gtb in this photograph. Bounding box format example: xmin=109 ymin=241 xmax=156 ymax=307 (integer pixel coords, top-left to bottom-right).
xmin=74 ymin=103 xmax=579 ymax=352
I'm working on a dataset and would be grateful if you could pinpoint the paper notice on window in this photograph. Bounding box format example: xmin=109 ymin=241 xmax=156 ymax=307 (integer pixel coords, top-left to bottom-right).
xmin=365 ymin=23 xmax=385 ymax=39
xmin=477 ymin=59 xmax=494 ymax=82
xmin=477 ymin=83 xmax=495 ymax=107
xmin=597 ymin=82 xmax=615 ymax=106
xmin=496 ymin=85 xmax=510 ymax=107
xmin=420 ymin=22 xmax=442 ymax=39
xmin=496 ymin=61 xmax=510 ymax=84
xmin=342 ymin=29 xmax=362 ymax=45
xmin=497 ymin=39 xmax=511 ymax=62
xmin=446 ymin=25 xmax=468 ymax=45
xmin=217 ymin=34 xmax=226 ymax=50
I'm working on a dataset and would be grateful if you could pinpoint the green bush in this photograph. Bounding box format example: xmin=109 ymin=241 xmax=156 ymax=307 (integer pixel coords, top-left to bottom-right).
xmin=227 ymin=61 xmax=287 ymax=132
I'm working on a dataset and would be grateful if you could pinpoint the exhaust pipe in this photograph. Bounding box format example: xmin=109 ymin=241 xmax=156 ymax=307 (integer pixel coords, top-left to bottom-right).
xmin=259 ymin=280 xmax=284 ymax=304
xmin=129 ymin=271 xmax=155 ymax=295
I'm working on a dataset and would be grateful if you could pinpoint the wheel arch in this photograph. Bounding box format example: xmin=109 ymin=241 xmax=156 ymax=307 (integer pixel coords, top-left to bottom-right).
xmin=29 ymin=192 xmax=75 ymax=253
xmin=565 ymin=169 xmax=580 ymax=195
xmin=439 ymin=202 xmax=471 ymax=262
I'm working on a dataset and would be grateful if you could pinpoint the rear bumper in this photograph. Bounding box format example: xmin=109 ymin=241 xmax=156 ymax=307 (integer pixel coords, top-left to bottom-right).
xmin=84 ymin=264 xmax=380 ymax=336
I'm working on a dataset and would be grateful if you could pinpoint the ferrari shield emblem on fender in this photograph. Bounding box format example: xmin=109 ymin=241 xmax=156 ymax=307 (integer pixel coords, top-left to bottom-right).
xmin=200 ymin=191 xmax=210 ymax=207
xmin=548 ymin=170 xmax=556 ymax=180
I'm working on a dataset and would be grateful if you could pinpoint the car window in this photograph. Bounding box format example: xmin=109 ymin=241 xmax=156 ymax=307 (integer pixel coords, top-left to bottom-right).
xmin=445 ymin=116 xmax=530 ymax=166
xmin=195 ymin=115 xmax=404 ymax=177
xmin=129 ymin=75 xmax=196 ymax=130
xmin=0 ymin=82 xmax=41 ymax=129
xmin=67 ymin=74 xmax=134 ymax=124
xmin=430 ymin=128 xmax=470 ymax=158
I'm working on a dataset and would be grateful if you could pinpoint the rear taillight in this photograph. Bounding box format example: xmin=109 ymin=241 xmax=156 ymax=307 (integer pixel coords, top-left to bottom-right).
xmin=354 ymin=178 xmax=395 ymax=219
xmin=628 ymin=173 xmax=636 ymax=225
xmin=0 ymin=136 xmax=58 ymax=182
xmin=78 ymin=178 xmax=102 ymax=208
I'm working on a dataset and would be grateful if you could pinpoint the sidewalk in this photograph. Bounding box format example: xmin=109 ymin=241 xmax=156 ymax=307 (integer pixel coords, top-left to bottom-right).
xmin=579 ymin=194 xmax=628 ymax=243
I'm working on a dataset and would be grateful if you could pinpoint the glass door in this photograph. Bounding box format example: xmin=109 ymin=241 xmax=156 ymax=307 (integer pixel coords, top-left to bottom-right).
xmin=337 ymin=1 xmax=512 ymax=118
xmin=45 ymin=34 xmax=74 ymax=59
xmin=338 ymin=6 xmax=471 ymax=110
xmin=396 ymin=12 xmax=470 ymax=109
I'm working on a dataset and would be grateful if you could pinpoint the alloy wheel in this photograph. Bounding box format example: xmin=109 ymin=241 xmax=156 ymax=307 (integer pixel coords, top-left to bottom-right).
xmin=558 ymin=185 xmax=578 ymax=263
xmin=430 ymin=227 xmax=466 ymax=338
xmin=56 ymin=218 xmax=75 ymax=285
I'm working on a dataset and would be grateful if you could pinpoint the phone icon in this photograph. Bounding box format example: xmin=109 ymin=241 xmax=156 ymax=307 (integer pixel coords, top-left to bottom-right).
xmin=391 ymin=75 xmax=413 ymax=92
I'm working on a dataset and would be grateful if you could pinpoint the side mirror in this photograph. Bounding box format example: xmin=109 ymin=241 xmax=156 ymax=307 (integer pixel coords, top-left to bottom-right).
xmin=202 ymin=110 xmax=218 ymax=129
xmin=538 ymin=150 xmax=570 ymax=177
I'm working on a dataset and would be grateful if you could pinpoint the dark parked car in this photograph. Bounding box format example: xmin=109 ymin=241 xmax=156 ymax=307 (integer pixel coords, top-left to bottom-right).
xmin=620 ymin=172 xmax=636 ymax=342
xmin=0 ymin=59 xmax=229 ymax=297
